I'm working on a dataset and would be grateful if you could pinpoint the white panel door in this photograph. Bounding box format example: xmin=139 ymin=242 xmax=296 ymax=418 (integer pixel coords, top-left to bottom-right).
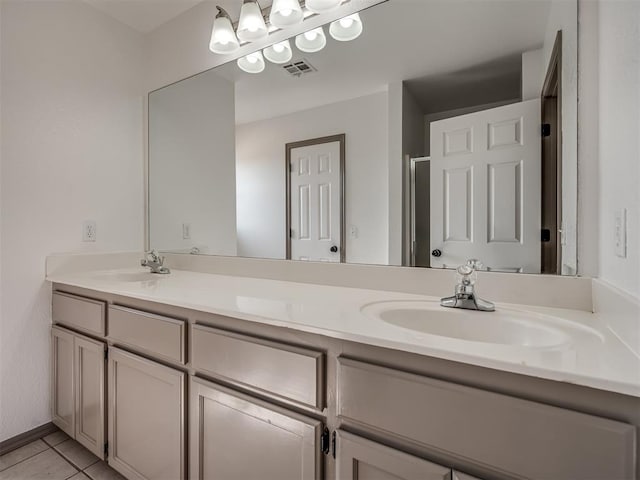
xmin=290 ymin=141 xmax=342 ymax=262
xmin=430 ymin=100 xmax=541 ymax=273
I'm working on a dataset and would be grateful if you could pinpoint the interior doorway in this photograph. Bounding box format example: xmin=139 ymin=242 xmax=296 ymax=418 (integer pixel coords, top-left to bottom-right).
xmin=541 ymin=30 xmax=563 ymax=274
xmin=286 ymin=134 xmax=346 ymax=263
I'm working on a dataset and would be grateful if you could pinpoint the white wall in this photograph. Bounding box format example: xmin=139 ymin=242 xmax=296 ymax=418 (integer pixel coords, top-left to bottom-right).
xmin=149 ymin=70 xmax=237 ymax=255
xmin=387 ymin=83 xmax=403 ymax=266
xmin=596 ymin=0 xmax=640 ymax=299
xmin=0 ymin=0 xmax=145 ymax=441
xmin=522 ymin=48 xmax=543 ymax=101
xmin=236 ymin=92 xmax=389 ymax=265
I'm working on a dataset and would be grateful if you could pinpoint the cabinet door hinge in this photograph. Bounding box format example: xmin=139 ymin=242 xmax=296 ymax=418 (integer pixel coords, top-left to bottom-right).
xmin=104 ymin=442 xmax=108 ymax=455
xmin=104 ymin=349 xmax=108 ymax=361
xmin=331 ymin=430 xmax=336 ymax=459
xmin=541 ymin=123 xmax=551 ymax=137
xmin=320 ymin=427 xmax=330 ymax=455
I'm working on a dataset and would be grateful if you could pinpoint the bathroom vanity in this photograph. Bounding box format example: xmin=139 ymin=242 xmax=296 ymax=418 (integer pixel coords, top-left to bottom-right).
xmin=47 ymin=266 xmax=640 ymax=480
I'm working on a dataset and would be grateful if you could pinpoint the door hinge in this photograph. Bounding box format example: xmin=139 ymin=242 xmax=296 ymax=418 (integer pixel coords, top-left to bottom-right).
xmin=541 ymin=229 xmax=551 ymax=242
xmin=321 ymin=428 xmax=330 ymax=455
xmin=331 ymin=431 xmax=336 ymax=459
xmin=104 ymin=442 xmax=108 ymax=455
xmin=541 ymin=123 xmax=551 ymax=137
xmin=104 ymin=349 xmax=108 ymax=361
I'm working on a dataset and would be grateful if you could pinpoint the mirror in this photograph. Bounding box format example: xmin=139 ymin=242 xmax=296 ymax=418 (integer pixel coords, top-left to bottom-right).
xmin=149 ymin=0 xmax=578 ymax=275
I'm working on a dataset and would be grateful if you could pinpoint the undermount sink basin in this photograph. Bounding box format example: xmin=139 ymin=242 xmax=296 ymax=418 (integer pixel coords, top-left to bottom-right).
xmin=361 ymin=301 xmax=573 ymax=348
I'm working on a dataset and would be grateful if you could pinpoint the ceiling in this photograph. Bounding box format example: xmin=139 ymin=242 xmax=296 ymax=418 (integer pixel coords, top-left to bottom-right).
xmin=83 ymin=0 xmax=205 ymax=33
xmin=204 ymin=0 xmax=553 ymax=124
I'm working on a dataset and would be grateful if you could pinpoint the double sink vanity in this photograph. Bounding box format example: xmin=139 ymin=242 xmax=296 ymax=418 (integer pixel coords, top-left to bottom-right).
xmin=46 ymin=254 xmax=639 ymax=480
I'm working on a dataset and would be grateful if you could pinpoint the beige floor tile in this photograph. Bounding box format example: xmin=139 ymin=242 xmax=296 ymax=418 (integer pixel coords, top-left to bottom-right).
xmin=0 ymin=448 xmax=77 ymax=480
xmin=68 ymin=472 xmax=90 ymax=480
xmin=54 ymin=440 xmax=99 ymax=470
xmin=0 ymin=439 xmax=49 ymax=472
xmin=43 ymin=430 xmax=71 ymax=447
xmin=85 ymin=461 xmax=126 ymax=480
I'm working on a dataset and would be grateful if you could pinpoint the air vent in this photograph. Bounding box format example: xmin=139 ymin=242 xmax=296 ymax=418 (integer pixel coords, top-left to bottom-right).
xmin=282 ymin=59 xmax=317 ymax=78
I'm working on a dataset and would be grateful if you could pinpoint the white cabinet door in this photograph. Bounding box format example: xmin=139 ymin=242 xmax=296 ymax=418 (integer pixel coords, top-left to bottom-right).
xmin=51 ymin=327 xmax=75 ymax=437
xmin=336 ymin=431 xmax=451 ymax=480
xmin=108 ymin=348 xmax=185 ymax=480
xmin=190 ymin=377 xmax=322 ymax=480
xmin=289 ymin=139 xmax=343 ymax=262
xmin=74 ymin=335 xmax=105 ymax=459
xmin=430 ymin=99 xmax=541 ymax=273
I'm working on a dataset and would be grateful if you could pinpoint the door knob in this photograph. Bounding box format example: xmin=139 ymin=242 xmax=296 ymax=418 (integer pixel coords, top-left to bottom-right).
xmin=330 ymin=246 xmax=339 ymax=253
xmin=431 ymin=249 xmax=442 ymax=257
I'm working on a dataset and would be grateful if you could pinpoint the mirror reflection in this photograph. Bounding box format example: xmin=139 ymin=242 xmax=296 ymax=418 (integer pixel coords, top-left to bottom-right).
xmin=149 ymin=0 xmax=578 ymax=275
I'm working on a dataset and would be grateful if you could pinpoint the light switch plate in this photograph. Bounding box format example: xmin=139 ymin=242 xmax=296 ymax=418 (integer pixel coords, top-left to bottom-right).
xmin=182 ymin=223 xmax=191 ymax=240
xmin=614 ymin=208 xmax=627 ymax=258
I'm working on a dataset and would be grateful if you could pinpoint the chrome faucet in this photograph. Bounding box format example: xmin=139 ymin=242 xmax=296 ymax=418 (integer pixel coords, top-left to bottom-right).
xmin=441 ymin=260 xmax=494 ymax=312
xmin=141 ymin=250 xmax=170 ymax=274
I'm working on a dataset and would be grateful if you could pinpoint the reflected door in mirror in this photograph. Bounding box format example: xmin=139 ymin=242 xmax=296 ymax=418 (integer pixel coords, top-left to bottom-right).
xmin=430 ymin=99 xmax=541 ymax=273
xmin=288 ymin=137 xmax=344 ymax=262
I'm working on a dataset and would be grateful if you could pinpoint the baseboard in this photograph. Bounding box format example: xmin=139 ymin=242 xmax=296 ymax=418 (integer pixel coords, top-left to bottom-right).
xmin=0 ymin=422 xmax=59 ymax=456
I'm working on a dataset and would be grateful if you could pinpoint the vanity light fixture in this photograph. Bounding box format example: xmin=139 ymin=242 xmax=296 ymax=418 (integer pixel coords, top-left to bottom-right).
xmin=295 ymin=27 xmax=327 ymax=53
xmin=269 ymin=0 xmax=304 ymax=28
xmin=263 ymin=40 xmax=293 ymax=64
xmin=237 ymin=51 xmax=266 ymax=73
xmin=237 ymin=0 xmax=269 ymax=42
xmin=329 ymin=13 xmax=363 ymax=41
xmin=209 ymin=6 xmax=240 ymax=54
xmin=306 ymin=0 xmax=343 ymax=13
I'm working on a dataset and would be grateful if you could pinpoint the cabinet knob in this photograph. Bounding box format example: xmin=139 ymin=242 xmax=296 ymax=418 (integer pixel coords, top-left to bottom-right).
xmin=431 ymin=249 xmax=442 ymax=257
xmin=330 ymin=246 xmax=339 ymax=253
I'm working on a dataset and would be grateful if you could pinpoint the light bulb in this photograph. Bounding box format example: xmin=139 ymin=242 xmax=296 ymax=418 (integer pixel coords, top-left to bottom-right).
xmin=329 ymin=13 xmax=363 ymax=42
xmin=237 ymin=51 xmax=265 ymax=73
xmin=339 ymin=17 xmax=354 ymax=28
xmin=295 ymin=27 xmax=326 ymax=53
xmin=237 ymin=0 xmax=268 ymax=42
xmin=305 ymin=0 xmax=342 ymax=14
xmin=263 ymin=40 xmax=292 ymax=64
xmin=270 ymin=0 xmax=303 ymax=28
xmin=209 ymin=8 xmax=240 ymax=54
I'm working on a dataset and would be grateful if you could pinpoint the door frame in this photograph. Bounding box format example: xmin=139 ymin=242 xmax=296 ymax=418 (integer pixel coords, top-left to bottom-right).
xmin=285 ymin=134 xmax=346 ymax=263
xmin=409 ymin=157 xmax=430 ymax=267
xmin=541 ymin=30 xmax=563 ymax=274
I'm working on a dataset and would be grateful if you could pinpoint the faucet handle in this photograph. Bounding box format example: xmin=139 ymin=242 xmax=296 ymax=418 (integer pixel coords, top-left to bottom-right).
xmin=456 ymin=264 xmax=477 ymax=286
xmin=466 ymin=258 xmax=484 ymax=271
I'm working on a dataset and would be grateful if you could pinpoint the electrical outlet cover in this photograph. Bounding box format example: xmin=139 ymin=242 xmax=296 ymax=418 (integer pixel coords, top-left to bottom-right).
xmin=82 ymin=220 xmax=97 ymax=242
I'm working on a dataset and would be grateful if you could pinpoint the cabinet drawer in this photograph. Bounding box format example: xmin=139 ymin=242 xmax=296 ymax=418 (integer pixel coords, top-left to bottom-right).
xmin=108 ymin=306 xmax=185 ymax=364
xmin=337 ymin=358 xmax=636 ymax=480
xmin=53 ymin=292 xmax=106 ymax=336
xmin=192 ymin=324 xmax=324 ymax=410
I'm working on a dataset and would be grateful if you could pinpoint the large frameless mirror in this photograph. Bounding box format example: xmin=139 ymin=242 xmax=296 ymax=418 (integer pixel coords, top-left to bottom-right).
xmin=148 ymin=0 xmax=578 ymax=275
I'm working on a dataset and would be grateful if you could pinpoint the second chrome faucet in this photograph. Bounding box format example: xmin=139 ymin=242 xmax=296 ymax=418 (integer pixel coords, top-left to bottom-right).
xmin=141 ymin=250 xmax=171 ymax=275
xmin=441 ymin=260 xmax=495 ymax=312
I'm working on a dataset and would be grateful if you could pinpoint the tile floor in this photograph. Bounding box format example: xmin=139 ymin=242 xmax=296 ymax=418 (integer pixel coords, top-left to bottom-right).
xmin=0 ymin=430 xmax=125 ymax=480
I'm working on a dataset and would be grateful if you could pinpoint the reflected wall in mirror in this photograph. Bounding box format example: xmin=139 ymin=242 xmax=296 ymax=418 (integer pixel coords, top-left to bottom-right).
xmin=149 ymin=0 xmax=578 ymax=275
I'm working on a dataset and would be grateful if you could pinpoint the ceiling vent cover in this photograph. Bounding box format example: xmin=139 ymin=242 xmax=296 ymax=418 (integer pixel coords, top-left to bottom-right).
xmin=282 ymin=59 xmax=317 ymax=78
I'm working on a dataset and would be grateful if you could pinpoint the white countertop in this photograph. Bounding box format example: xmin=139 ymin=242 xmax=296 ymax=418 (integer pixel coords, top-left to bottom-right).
xmin=47 ymin=267 xmax=640 ymax=397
